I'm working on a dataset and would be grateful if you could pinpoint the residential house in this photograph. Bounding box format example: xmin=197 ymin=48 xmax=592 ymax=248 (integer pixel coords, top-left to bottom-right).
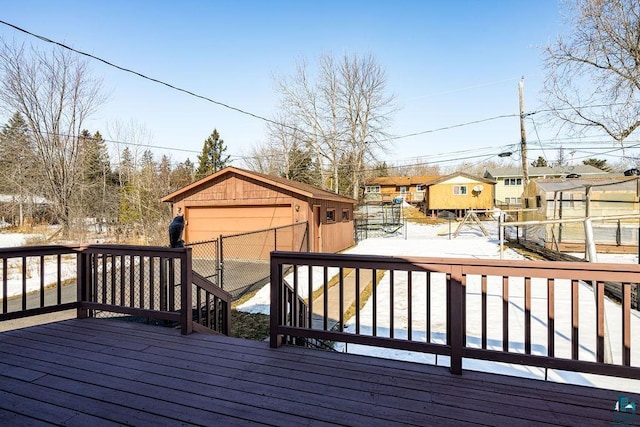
xmin=362 ymin=175 xmax=439 ymax=205
xmin=520 ymin=176 xmax=640 ymax=252
xmin=422 ymin=172 xmax=496 ymax=218
xmin=484 ymin=165 xmax=609 ymax=208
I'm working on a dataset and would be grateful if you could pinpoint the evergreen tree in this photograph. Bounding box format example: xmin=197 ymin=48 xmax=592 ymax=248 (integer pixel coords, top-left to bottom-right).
xmin=0 ymin=112 xmax=37 ymax=225
xmin=282 ymin=142 xmax=319 ymax=185
xmin=171 ymin=158 xmax=195 ymax=190
xmin=530 ymin=156 xmax=548 ymax=167
xmin=196 ymin=129 xmax=230 ymax=179
xmin=77 ymin=130 xmax=117 ymax=222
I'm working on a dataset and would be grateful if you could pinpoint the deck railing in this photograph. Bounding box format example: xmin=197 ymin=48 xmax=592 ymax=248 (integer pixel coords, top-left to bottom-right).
xmin=0 ymin=244 xmax=231 ymax=335
xmin=270 ymin=251 xmax=640 ymax=379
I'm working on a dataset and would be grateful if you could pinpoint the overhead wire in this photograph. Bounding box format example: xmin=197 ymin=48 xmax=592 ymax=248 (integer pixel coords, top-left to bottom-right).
xmin=3 ymin=19 xmax=640 ymax=172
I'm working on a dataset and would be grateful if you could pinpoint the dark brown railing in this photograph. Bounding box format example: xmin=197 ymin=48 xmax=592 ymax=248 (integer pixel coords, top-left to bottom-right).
xmin=0 ymin=244 xmax=231 ymax=335
xmin=270 ymin=251 xmax=640 ymax=379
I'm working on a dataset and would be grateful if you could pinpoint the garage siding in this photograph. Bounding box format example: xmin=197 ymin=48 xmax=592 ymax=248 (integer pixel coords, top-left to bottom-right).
xmin=185 ymin=205 xmax=292 ymax=242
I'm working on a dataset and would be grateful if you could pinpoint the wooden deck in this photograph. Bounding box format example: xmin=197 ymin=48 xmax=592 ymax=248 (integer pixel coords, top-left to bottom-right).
xmin=0 ymin=319 xmax=638 ymax=426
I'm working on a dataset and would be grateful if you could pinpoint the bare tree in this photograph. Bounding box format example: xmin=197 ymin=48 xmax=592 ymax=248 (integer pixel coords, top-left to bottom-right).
xmin=272 ymin=52 xmax=395 ymax=196
xmin=544 ymin=0 xmax=640 ymax=142
xmin=0 ymin=41 xmax=105 ymax=233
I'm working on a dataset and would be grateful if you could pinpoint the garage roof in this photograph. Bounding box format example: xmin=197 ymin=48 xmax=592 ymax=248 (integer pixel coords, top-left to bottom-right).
xmin=161 ymin=166 xmax=357 ymax=204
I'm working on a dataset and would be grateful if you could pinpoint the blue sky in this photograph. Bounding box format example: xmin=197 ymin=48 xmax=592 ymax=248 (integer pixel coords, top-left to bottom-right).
xmin=1 ymin=1 xmax=593 ymax=170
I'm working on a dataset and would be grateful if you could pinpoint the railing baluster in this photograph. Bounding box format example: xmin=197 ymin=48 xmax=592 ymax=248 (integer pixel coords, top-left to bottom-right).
xmin=547 ymin=278 xmax=555 ymax=358
xmin=623 ymin=282 xmax=631 ymax=366
xmin=389 ymin=270 xmax=394 ymax=339
xmin=572 ymin=279 xmax=579 ymax=360
xmin=129 ymin=255 xmax=135 ymax=308
xmin=56 ymin=254 xmax=62 ymax=305
xmin=101 ymin=253 xmax=107 ymax=304
xmin=355 ymin=268 xmax=360 ymax=335
xmin=21 ymin=256 xmax=26 ymax=310
xmin=139 ymin=256 xmax=145 ymax=309
xmin=40 ymin=256 xmax=45 ymax=307
xmin=293 ymin=265 xmax=298 ymax=328
xmin=481 ymin=274 xmax=487 ymax=349
xmin=596 ymin=281 xmax=605 ymax=363
xmin=339 ymin=267 xmax=344 ymax=332
xmin=307 ymin=265 xmax=313 ymax=330
xmin=2 ymin=258 xmax=7 ymax=313
xmin=426 ymin=272 xmax=431 ymax=343
xmin=407 ymin=271 xmax=412 ymax=341
xmin=110 ymin=254 xmax=116 ymax=306
xmin=525 ymin=276 xmax=531 ymax=355
xmin=372 ymin=268 xmax=377 ymax=337
xmin=502 ymin=276 xmax=509 ymax=352
xmin=323 ymin=266 xmax=328 ymax=331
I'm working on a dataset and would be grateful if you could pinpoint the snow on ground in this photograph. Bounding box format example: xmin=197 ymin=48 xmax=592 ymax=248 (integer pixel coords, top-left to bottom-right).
xmin=238 ymin=219 xmax=640 ymax=394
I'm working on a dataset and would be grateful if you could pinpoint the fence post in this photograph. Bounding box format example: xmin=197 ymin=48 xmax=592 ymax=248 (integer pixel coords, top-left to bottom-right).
xmin=270 ymin=254 xmax=283 ymax=348
xmin=76 ymin=249 xmax=89 ymax=319
xmin=448 ymin=265 xmax=464 ymax=375
xmin=218 ymin=235 xmax=224 ymax=290
xmin=180 ymin=247 xmax=193 ymax=335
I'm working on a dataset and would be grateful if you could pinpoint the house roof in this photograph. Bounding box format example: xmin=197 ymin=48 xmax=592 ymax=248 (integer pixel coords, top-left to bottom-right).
xmin=531 ymin=176 xmax=640 ymax=193
xmin=423 ymin=172 xmax=496 ymax=186
xmin=484 ymin=165 xmax=609 ymax=179
xmin=363 ymin=175 xmax=440 ymax=186
xmin=161 ymin=166 xmax=357 ymax=204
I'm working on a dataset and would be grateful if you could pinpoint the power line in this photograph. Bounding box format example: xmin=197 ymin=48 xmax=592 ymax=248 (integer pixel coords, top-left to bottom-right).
xmin=0 ymin=20 xmax=301 ymax=133
xmin=0 ymin=19 xmax=528 ymax=147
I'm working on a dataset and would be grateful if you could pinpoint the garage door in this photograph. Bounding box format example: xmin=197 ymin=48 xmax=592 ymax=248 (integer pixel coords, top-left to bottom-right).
xmin=185 ymin=205 xmax=292 ymax=242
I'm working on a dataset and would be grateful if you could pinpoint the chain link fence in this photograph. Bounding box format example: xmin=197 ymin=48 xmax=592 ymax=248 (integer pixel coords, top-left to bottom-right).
xmin=220 ymin=222 xmax=309 ymax=299
xmin=186 ymin=238 xmax=219 ymax=285
xmin=184 ymin=222 xmax=309 ymax=300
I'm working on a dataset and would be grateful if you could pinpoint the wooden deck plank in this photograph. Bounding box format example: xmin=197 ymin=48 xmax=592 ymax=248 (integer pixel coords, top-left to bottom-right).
xmin=0 ymin=332 xmax=434 ymax=426
xmin=0 ymin=318 xmax=638 ymax=426
xmin=21 ymin=319 xmax=634 ymax=425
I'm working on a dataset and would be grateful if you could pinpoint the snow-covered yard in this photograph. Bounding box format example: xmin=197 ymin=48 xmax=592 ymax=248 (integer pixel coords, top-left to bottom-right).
xmin=238 ymin=219 xmax=640 ymax=394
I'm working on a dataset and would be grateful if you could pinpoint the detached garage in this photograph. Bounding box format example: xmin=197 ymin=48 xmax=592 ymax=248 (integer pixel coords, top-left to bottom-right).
xmin=161 ymin=166 xmax=357 ymax=254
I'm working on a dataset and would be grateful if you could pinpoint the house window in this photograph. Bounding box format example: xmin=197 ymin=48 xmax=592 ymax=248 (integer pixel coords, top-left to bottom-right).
xmin=365 ymin=185 xmax=380 ymax=193
xmin=536 ymin=195 xmax=542 ymax=208
xmin=399 ymin=186 xmax=407 ymax=194
xmin=416 ymin=184 xmax=425 ymax=191
xmin=342 ymin=209 xmax=349 ymax=221
xmin=453 ymin=185 xmax=467 ymax=195
xmin=326 ymin=208 xmax=336 ymax=222
xmin=504 ymin=178 xmax=522 ymax=186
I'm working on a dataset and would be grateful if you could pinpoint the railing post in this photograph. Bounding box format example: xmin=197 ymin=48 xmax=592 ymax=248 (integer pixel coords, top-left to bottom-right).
xmin=180 ymin=247 xmax=193 ymax=335
xmin=76 ymin=249 xmax=89 ymax=319
xmin=448 ymin=266 xmax=464 ymax=375
xmin=270 ymin=253 xmax=283 ymax=348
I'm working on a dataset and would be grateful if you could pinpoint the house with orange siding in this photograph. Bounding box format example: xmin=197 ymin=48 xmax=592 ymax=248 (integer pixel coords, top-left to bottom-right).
xmin=362 ymin=175 xmax=439 ymax=204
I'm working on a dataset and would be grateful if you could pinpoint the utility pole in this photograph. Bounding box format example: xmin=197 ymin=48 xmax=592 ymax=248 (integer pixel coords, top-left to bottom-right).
xmin=519 ymin=77 xmax=529 ymax=187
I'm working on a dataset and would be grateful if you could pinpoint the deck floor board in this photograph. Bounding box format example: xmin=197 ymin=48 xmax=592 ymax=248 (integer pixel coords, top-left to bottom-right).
xmin=0 ymin=318 xmax=638 ymax=426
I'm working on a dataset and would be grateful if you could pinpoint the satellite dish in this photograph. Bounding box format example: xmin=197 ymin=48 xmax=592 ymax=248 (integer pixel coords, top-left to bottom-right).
xmin=473 ymin=185 xmax=483 ymax=192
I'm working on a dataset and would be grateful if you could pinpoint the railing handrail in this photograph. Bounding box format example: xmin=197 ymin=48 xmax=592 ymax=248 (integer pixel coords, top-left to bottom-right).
xmin=0 ymin=244 xmax=231 ymax=336
xmin=270 ymin=250 xmax=640 ymax=380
